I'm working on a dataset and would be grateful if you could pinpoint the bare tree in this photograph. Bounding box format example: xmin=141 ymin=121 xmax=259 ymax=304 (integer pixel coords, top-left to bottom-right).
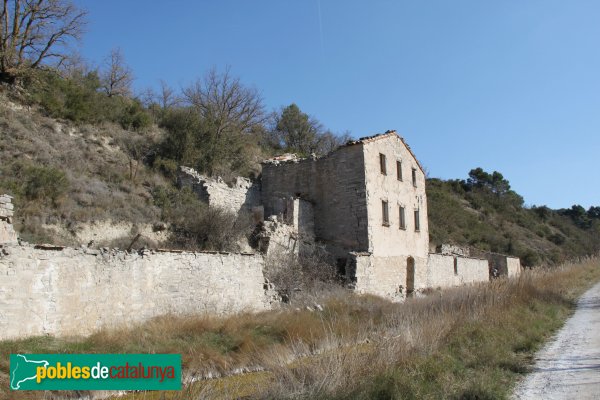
xmin=180 ymin=67 xmax=267 ymax=175
xmin=183 ymin=67 xmax=266 ymax=138
xmin=0 ymin=0 xmax=86 ymax=80
xmin=100 ymin=48 xmax=133 ymax=97
xmin=157 ymin=79 xmax=180 ymax=109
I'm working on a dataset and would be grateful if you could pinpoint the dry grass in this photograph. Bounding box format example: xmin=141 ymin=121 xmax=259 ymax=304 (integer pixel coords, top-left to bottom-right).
xmin=0 ymin=258 xmax=598 ymax=399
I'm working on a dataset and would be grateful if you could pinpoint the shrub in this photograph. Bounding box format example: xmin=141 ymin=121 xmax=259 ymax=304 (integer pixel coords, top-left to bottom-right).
xmin=22 ymin=165 xmax=69 ymax=204
xmin=152 ymin=186 xmax=253 ymax=251
xmin=23 ymin=69 xmax=152 ymax=130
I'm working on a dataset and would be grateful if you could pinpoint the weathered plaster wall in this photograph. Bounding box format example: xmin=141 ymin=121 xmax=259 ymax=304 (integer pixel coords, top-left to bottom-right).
xmin=261 ymin=144 xmax=369 ymax=253
xmin=426 ymin=253 xmax=489 ymax=288
xmin=0 ymin=244 xmax=271 ymax=340
xmin=362 ymin=134 xmax=429 ymax=259
xmin=349 ymin=253 xmax=428 ymax=300
xmin=178 ymin=167 xmax=261 ymax=214
xmin=506 ymin=257 xmax=522 ymax=278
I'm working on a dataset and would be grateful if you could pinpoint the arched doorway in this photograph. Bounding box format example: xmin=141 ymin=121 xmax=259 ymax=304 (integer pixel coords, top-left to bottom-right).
xmin=406 ymin=257 xmax=415 ymax=297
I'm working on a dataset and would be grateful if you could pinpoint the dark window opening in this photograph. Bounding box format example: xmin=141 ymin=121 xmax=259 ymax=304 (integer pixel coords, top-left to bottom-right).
xmin=414 ymin=209 xmax=420 ymax=232
xmin=336 ymin=257 xmax=348 ymax=276
xmin=453 ymin=257 xmax=458 ymax=275
xmin=412 ymin=168 xmax=417 ymax=187
xmin=380 ymin=153 xmax=387 ymax=175
xmin=382 ymin=200 xmax=390 ymax=226
xmin=399 ymin=206 xmax=406 ymax=229
xmin=397 ymin=161 xmax=403 ymax=181
xmin=406 ymin=257 xmax=415 ymax=297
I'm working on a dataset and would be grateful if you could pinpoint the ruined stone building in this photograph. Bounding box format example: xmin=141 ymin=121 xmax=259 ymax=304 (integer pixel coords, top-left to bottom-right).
xmin=0 ymin=130 xmax=521 ymax=339
xmin=260 ymin=131 xmax=429 ymax=300
xmin=179 ymin=130 xmax=521 ymax=301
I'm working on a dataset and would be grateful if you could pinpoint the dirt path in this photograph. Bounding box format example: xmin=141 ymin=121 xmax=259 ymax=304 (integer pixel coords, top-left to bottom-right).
xmin=513 ymin=281 xmax=600 ymax=399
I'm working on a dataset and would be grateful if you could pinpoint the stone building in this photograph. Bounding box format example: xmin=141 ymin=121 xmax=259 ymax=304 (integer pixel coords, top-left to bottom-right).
xmin=177 ymin=130 xmax=520 ymax=300
xmin=261 ymin=131 xmax=430 ymax=300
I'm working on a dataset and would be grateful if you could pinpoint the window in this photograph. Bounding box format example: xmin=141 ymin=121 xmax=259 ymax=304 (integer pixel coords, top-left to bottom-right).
xmin=412 ymin=168 xmax=417 ymax=187
xmin=453 ymin=257 xmax=458 ymax=275
xmin=382 ymin=200 xmax=389 ymax=226
xmin=379 ymin=153 xmax=387 ymax=175
xmin=399 ymin=206 xmax=406 ymax=229
xmin=414 ymin=209 xmax=420 ymax=231
xmin=396 ymin=161 xmax=403 ymax=181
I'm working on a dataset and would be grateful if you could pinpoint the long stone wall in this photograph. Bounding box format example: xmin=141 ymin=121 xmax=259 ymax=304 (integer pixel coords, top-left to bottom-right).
xmin=0 ymin=244 xmax=272 ymax=340
xmin=426 ymin=253 xmax=489 ymax=289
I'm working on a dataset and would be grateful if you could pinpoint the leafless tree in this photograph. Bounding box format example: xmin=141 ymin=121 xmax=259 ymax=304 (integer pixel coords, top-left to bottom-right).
xmin=156 ymin=79 xmax=180 ymax=109
xmin=0 ymin=0 xmax=86 ymax=80
xmin=183 ymin=67 xmax=266 ymax=138
xmin=178 ymin=67 xmax=267 ymax=175
xmin=100 ymin=47 xmax=133 ymax=97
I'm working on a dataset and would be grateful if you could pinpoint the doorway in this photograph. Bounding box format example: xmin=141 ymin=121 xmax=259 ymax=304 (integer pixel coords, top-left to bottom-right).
xmin=406 ymin=257 xmax=415 ymax=297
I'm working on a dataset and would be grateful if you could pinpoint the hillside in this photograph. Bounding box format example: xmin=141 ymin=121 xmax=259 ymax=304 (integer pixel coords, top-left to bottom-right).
xmin=427 ymin=175 xmax=600 ymax=266
xmin=0 ymin=72 xmax=599 ymax=265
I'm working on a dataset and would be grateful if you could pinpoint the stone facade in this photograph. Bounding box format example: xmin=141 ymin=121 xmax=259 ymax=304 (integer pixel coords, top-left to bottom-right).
xmin=262 ymin=131 xmax=434 ymax=299
xmin=262 ymin=143 xmax=369 ymax=254
xmin=0 ymin=195 xmax=17 ymax=245
xmin=0 ymin=244 xmax=272 ymax=340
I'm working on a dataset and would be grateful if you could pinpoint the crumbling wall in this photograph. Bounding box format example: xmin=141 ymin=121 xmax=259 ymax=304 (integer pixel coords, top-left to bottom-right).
xmin=0 ymin=195 xmax=17 ymax=244
xmin=0 ymin=244 xmax=272 ymax=340
xmin=258 ymin=197 xmax=316 ymax=260
xmin=436 ymin=244 xmax=470 ymax=257
xmin=178 ymin=166 xmax=261 ymax=214
xmin=261 ymin=145 xmax=369 ymax=253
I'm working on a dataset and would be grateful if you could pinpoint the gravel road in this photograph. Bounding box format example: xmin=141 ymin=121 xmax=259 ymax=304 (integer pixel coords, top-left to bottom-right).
xmin=512 ymin=281 xmax=600 ymax=399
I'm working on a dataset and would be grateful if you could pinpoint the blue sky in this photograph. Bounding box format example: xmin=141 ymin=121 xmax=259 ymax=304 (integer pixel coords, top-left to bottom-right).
xmin=73 ymin=0 xmax=599 ymax=209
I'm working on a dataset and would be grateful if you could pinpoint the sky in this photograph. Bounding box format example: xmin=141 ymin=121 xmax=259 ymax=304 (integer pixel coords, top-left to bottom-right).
xmin=72 ymin=0 xmax=600 ymax=209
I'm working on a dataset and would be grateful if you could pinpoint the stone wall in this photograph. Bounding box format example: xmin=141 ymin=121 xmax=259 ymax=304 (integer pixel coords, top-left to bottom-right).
xmin=349 ymin=253 xmax=428 ymax=300
xmin=506 ymin=257 xmax=522 ymax=277
xmin=261 ymin=144 xmax=369 ymax=253
xmin=426 ymin=253 xmax=489 ymax=289
xmin=178 ymin=167 xmax=261 ymax=214
xmin=0 ymin=244 xmax=272 ymax=340
xmin=0 ymin=195 xmax=17 ymax=244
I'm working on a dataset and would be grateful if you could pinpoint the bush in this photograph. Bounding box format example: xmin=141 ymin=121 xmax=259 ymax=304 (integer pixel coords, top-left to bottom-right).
xmin=20 ymin=165 xmax=69 ymax=204
xmin=23 ymin=69 xmax=152 ymax=130
xmin=152 ymin=186 xmax=253 ymax=251
xmin=265 ymin=247 xmax=343 ymax=304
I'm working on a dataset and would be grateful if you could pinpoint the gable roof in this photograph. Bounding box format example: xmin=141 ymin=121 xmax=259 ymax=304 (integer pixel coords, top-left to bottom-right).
xmin=345 ymin=130 xmax=425 ymax=174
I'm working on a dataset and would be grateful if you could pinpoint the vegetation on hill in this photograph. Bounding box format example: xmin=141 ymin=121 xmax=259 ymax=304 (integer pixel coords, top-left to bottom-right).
xmin=0 ymin=67 xmax=348 ymax=249
xmin=427 ymin=169 xmax=600 ymax=266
